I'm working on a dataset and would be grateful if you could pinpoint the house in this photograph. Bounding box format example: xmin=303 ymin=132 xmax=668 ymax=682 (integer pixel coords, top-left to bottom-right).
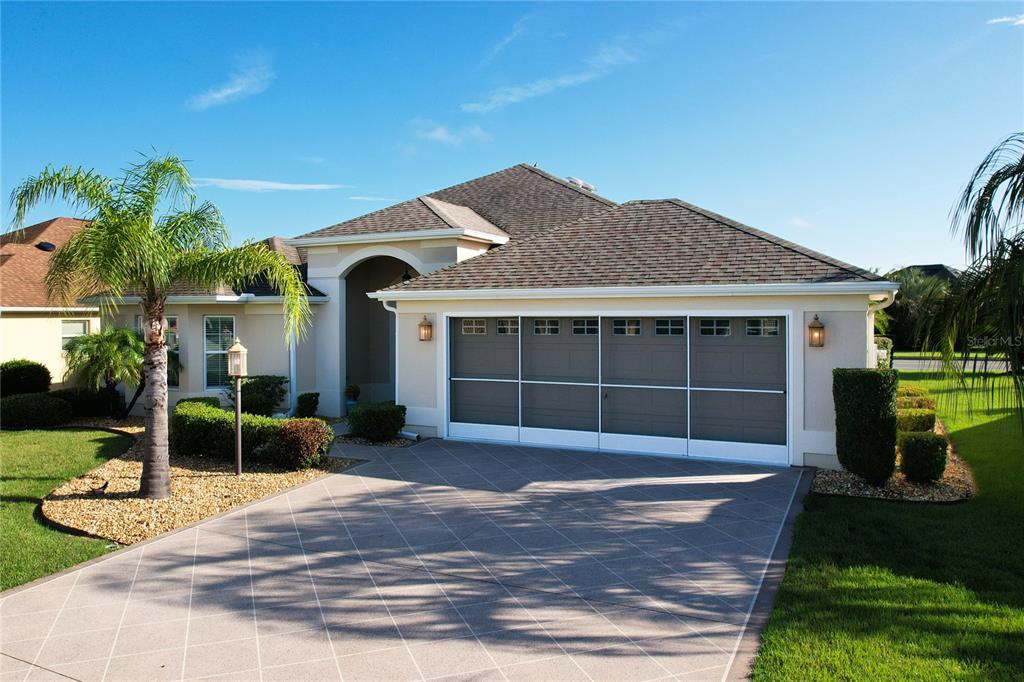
xmin=888 ymin=263 xmax=961 ymax=283
xmin=0 ymin=218 xmax=99 ymax=386
xmin=287 ymin=164 xmax=897 ymax=470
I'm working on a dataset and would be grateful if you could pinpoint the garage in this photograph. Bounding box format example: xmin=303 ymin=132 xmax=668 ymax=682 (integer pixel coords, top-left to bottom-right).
xmin=447 ymin=315 xmax=789 ymax=464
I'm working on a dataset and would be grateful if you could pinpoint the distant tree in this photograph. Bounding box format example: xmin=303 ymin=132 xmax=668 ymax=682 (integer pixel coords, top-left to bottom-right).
xmin=10 ymin=154 xmax=311 ymax=498
xmin=886 ymin=268 xmax=950 ymax=350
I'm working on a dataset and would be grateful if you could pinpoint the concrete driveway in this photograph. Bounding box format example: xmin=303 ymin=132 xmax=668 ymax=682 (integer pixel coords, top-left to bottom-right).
xmin=1 ymin=439 xmax=804 ymax=682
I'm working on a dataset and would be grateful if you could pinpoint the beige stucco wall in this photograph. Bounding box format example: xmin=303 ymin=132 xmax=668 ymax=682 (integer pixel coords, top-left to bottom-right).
xmin=110 ymin=303 xmax=311 ymax=414
xmin=391 ymin=294 xmax=875 ymax=467
xmin=0 ymin=311 xmax=100 ymax=388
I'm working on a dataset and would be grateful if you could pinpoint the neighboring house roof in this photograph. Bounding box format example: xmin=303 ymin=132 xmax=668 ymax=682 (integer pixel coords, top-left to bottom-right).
xmin=0 ymin=217 xmax=93 ymax=308
xmin=296 ymin=164 xmax=614 ymax=241
xmin=383 ymin=199 xmax=885 ymax=292
xmin=889 ymin=263 xmax=961 ymax=283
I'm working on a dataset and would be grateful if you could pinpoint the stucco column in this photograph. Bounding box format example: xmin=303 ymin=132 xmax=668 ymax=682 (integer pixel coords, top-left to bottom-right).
xmin=308 ymin=275 xmax=345 ymax=416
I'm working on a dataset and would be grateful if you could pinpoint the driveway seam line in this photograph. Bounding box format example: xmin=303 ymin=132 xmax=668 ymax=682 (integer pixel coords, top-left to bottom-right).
xmin=99 ymin=544 xmax=146 ymax=682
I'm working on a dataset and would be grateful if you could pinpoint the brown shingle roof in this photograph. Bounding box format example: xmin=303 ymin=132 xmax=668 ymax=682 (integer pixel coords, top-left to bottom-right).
xmin=296 ymin=164 xmax=615 ymax=240
xmin=385 ymin=199 xmax=883 ymax=292
xmin=0 ymin=218 xmax=91 ymax=307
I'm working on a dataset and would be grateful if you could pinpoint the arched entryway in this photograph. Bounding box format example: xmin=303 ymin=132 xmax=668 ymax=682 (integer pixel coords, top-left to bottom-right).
xmin=344 ymin=256 xmax=419 ymax=403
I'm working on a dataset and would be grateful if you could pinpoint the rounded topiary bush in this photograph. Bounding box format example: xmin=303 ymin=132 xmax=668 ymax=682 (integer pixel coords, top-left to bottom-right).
xmin=0 ymin=359 xmax=52 ymax=397
xmin=1 ymin=393 xmax=72 ymax=430
xmin=347 ymin=402 xmax=407 ymax=442
xmin=896 ymin=384 xmax=929 ymax=398
xmin=833 ymin=368 xmax=899 ymax=486
xmin=255 ymin=418 xmax=335 ymax=469
xmin=296 ymin=392 xmax=320 ymax=418
xmin=897 ymin=408 xmax=936 ymax=433
xmin=899 ymin=431 xmax=948 ymax=483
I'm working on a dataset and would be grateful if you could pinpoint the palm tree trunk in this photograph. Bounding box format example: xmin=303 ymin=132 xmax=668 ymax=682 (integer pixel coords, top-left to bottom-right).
xmin=139 ymin=299 xmax=171 ymax=499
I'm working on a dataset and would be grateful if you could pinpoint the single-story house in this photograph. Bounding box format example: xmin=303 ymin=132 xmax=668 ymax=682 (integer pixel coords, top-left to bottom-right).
xmin=0 ymin=218 xmax=99 ymax=386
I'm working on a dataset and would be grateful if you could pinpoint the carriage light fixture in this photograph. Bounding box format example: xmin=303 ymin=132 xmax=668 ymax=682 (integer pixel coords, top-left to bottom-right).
xmin=418 ymin=316 xmax=433 ymax=342
xmin=808 ymin=315 xmax=825 ymax=348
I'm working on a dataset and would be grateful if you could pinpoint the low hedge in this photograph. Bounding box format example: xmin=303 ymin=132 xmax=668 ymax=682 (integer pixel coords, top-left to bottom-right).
xmin=225 ymin=375 xmax=288 ymax=416
xmin=896 ymin=384 xmax=929 ymax=398
xmin=832 ymin=368 xmax=898 ymax=486
xmin=49 ymin=387 xmax=119 ymax=417
xmin=899 ymin=431 xmax=948 ymax=483
xmin=170 ymin=401 xmax=334 ymax=469
xmin=296 ymin=392 xmax=319 ymax=418
xmin=1 ymin=393 xmax=72 ymax=430
xmin=347 ymin=401 xmax=407 ymax=442
xmin=176 ymin=396 xmax=221 ymax=408
xmin=896 ymin=396 xmax=937 ymax=410
xmin=0 ymin=359 xmax=51 ymax=397
xmin=897 ymin=408 xmax=936 ymax=433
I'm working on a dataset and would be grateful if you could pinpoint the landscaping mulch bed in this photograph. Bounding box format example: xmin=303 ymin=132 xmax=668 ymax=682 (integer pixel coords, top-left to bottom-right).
xmin=335 ymin=435 xmax=416 ymax=448
xmin=811 ymin=421 xmax=977 ymax=503
xmin=41 ymin=437 xmax=357 ymax=545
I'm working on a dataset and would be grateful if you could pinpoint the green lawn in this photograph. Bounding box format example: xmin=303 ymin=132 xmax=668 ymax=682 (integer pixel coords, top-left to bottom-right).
xmin=0 ymin=428 xmax=132 ymax=591
xmin=754 ymin=372 xmax=1024 ymax=680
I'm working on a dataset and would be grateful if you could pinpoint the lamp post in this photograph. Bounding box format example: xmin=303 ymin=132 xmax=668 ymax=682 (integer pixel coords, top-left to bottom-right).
xmin=227 ymin=338 xmax=248 ymax=476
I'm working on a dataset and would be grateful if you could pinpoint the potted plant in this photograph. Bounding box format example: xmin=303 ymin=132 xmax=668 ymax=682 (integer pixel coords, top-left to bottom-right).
xmin=344 ymin=384 xmax=361 ymax=412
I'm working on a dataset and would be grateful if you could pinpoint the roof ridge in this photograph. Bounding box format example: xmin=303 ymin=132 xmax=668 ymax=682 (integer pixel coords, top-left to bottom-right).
xmin=516 ymin=164 xmax=618 ymax=207
xmin=418 ymin=195 xmax=459 ymax=229
xmin=663 ymin=198 xmax=882 ymax=282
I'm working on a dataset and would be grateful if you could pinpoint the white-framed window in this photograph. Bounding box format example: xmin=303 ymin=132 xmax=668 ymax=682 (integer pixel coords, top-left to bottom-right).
xmin=572 ymin=319 xmax=598 ymax=335
xmin=496 ymin=318 xmax=519 ymax=336
xmin=137 ymin=315 xmax=180 ymax=387
xmin=612 ymin=319 xmax=641 ymax=336
xmin=204 ymin=316 xmax=235 ymax=389
xmin=746 ymin=318 xmax=780 ymax=337
xmin=655 ymin=319 xmax=686 ymax=336
xmin=533 ymin=319 xmax=560 ymax=335
xmin=461 ymin=319 xmax=487 ymax=335
xmin=699 ymin=319 xmax=731 ymax=337
xmin=61 ymin=320 xmax=89 ymax=349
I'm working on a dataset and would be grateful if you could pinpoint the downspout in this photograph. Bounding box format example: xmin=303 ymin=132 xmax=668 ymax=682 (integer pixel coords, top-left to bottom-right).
xmin=380 ymin=299 xmax=420 ymax=441
xmin=868 ymin=290 xmax=898 ymax=369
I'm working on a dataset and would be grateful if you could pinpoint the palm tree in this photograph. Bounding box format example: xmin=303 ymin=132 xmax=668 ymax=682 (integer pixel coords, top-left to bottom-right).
xmin=63 ymin=326 xmax=144 ymax=414
xmin=929 ymin=133 xmax=1024 ymax=426
xmin=10 ymin=155 xmax=311 ymax=498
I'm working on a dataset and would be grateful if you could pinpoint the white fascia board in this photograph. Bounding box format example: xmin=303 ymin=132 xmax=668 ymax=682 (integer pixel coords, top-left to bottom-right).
xmin=286 ymin=227 xmax=508 ymax=248
xmin=367 ymin=281 xmax=901 ymax=301
xmin=82 ymin=294 xmax=330 ymax=305
xmin=0 ymin=306 xmax=100 ymax=313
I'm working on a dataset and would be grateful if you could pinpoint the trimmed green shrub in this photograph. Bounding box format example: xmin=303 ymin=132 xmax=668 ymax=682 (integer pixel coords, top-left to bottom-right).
xmin=347 ymin=401 xmax=406 ymax=442
xmin=170 ymin=401 xmax=331 ymax=469
xmin=296 ymin=392 xmax=319 ymax=418
xmin=254 ymin=419 xmax=334 ymax=469
xmin=1 ymin=393 xmax=72 ymax=430
xmin=896 ymin=396 xmax=937 ymax=410
xmin=875 ymin=336 xmax=894 ymax=369
xmin=49 ymin=387 xmax=119 ymax=417
xmin=896 ymin=384 xmax=929 ymax=398
xmin=898 ymin=408 xmax=936 ymax=433
xmin=225 ymin=375 xmax=288 ymax=416
xmin=0 ymin=360 xmax=51 ymax=397
xmin=899 ymin=431 xmax=948 ymax=483
xmin=175 ymin=396 xmax=221 ymax=408
xmin=833 ymin=368 xmax=898 ymax=486
xmin=345 ymin=384 xmax=360 ymax=401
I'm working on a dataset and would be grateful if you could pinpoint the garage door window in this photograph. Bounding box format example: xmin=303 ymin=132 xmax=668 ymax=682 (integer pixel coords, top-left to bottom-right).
xmin=612 ymin=319 xmax=641 ymax=336
xmin=572 ymin=319 xmax=598 ymax=335
xmin=533 ymin=319 xmax=560 ymax=335
xmin=496 ymin=318 xmax=518 ymax=335
xmin=462 ymin=319 xmax=487 ymax=335
xmin=655 ymin=319 xmax=686 ymax=336
xmin=699 ymin=319 xmax=731 ymax=336
xmin=746 ymin=319 xmax=779 ymax=337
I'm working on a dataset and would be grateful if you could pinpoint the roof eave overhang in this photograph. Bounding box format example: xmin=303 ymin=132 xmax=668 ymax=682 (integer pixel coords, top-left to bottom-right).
xmin=0 ymin=306 xmax=100 ymax=313
xmin=368 ymin=281 xmax=900 ymax=301
xmin=286 ymin=227 xmax=508 ymax=248
xmin=80 ymin=294 xmax=330 ymax=305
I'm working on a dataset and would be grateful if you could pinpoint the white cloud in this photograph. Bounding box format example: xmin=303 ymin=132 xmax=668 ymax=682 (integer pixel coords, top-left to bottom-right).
xmin=987 ymin=13 xmax=1024 ymax=25
xmin=297 ymin=155 xmax=327 ymax=165
xmin=348 ymin=196 xmax=394 ymax=202
xmin=194 ymin=178 xmax=349 ymax=192
xmin=483 ymin=15 xmax=531 ymax=64
xmin=790 ymin=217 xmax=815 ymax=229
xmin=462 ymin=36 xmax=640 ymax=113
xmin=413 ymin=120 xmax=492 ymax=146
xmin=187 ymin=51 xmax=275 ymax=111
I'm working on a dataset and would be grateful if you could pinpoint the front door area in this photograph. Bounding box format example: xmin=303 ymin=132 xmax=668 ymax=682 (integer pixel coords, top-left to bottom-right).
xmin=447 ymin=315 xmax=788 ymax=464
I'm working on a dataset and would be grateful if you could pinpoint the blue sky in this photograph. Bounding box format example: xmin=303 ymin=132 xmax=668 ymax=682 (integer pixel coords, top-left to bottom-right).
xmin=2 ymin=2 xmax=1021 ymax=273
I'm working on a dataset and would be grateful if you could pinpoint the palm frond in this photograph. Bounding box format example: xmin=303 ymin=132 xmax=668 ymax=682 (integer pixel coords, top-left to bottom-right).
xmin=157 ymin=201 xmax=227 ymax=251
xmin=8 ymin=165 xmax=113 ymax=228
xmin=63 ymin=327 xmax=144 ymax=389
xmin=953 ymin=132 xmax=1024 ymax=259
xmin=122 ymin=154 xmax=194 ymax=218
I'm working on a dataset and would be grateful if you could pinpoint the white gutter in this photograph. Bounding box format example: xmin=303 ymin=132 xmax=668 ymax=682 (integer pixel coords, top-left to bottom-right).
xmin=0 ymin=306 xmax=100 ymax=313
xmin=868 ymin=289 xmax=898 ymax=313
xmin=287 ymin=227 xmax=508 ymax=248
xmin=367 ymin=281 xmax=901 ymax=301
xmin=81 ymin=294 xmax=330 ymax=305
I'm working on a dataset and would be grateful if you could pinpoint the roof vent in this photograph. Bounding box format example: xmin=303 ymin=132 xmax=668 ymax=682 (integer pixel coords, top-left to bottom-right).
xmin=35 ymin=242 xmax=56 ymax=252
xmin=565 ymin=176 xmax=595 ymax=192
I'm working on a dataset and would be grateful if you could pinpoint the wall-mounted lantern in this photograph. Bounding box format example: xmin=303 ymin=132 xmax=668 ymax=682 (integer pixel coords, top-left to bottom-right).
xmin=418 ymin=315 xmax=433 ymax=342
xmin=808 ymin=315 xmax=825 ymax=348
xmin=227 ymin=337 xmax=248 ymax=476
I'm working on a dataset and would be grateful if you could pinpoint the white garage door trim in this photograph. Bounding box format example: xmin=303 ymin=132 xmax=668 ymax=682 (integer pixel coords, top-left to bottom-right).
xmin=444 ymin=310 xmax=792 ymax=466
